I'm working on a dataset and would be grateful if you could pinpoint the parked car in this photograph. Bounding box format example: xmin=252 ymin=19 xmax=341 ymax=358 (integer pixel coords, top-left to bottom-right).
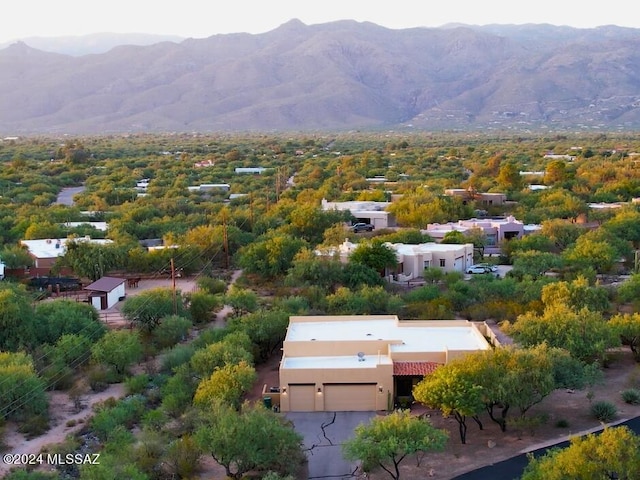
xmin=475 ymin=263 xmax=498 ymax=272
xmin=466 ymin=266 xmax=490 ymax=274
xmin=351 ymin=222 xmax=374 ymax=233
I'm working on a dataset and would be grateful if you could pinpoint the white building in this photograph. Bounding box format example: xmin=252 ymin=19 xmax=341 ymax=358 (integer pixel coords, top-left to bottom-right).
xmin=321 ymin=198 xmax=395 ymax=229
xmin=424 ymin=216 xmax=525 ymax=246
xmin=318 ymin=240 xmax=474 ymax=277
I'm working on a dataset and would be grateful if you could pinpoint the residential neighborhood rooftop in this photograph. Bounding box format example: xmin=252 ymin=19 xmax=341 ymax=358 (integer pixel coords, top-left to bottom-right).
xmin=285 ymin=316 xmax=491 ymax=353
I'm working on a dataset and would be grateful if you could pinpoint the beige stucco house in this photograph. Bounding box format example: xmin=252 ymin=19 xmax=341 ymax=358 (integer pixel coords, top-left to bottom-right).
xmin=444 ymin=188 xmax=507 ymax=207
xmin=424 ymin=216 xmax=525 ymax=247
xmin=278 ymin=315 xmax=497 ymax=412
xmin=321 ymin=198 xmax=396 ymax=229
xmin=318 ymin=240 xmax=474 ymax=277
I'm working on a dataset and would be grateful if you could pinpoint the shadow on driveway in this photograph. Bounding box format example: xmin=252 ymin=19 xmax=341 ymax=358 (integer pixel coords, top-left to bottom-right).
xmin=286 ymin=411 xmax=376 ymax=479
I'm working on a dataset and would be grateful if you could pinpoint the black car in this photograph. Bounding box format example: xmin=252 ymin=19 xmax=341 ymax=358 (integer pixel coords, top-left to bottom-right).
xmin=351 ymin=222 xmax=374 ymax=233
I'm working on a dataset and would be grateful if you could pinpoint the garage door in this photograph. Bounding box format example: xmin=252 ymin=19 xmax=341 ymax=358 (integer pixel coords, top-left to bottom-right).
xmin=324 ymin=384 xmax=376 ymax=411
xmin=288 ymin=384 xmax=315 ymax=412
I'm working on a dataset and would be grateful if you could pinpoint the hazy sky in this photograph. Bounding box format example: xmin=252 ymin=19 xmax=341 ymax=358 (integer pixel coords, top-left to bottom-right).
xmin=3 ymin=0 xmax=638 ymax=43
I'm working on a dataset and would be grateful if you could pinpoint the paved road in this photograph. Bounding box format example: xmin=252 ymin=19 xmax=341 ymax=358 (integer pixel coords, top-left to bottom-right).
xmin=55 ymin=186 xmax=85 ymax=205
xmin=286 ymin=411 xmax=375 ymax=479
xmin=452 ymin=416 xmax=640 ymax=479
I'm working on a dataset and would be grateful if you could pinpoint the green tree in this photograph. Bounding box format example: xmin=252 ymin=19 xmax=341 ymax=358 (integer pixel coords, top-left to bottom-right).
xmin=0 ymin=244 xmax=33 ymax=269
xmin=413 ymin=364 xmax=485 ymax=444
xmin=563 ymin=236 xmax=617 ymax=273
xmin=195 ymin=401 xmax=304 ymax=480
xmin=187 ymin=291 xmax=221 ymax=325
xmin=349 ymin=240 xmax=398 ymax=274
xmin=62 ymin=240 xmax=127 ymax=281
xmin=227 ymin=310 xmax=290 ymax=363
xmin=285 ymin=248 xmax=344 ymax=292
xmin=610 ymin=313 xmax=640 ymax=362
xmin=121 ymin=288 xmax=185 ymax=332
xmin=521 ymin=426 xmax=640 ymax=480
xmin=540 ymin=276 xmax=610 ymax=313
xmin=510 ymin=250 xmax=564 ymax=279
xmin=496 ymin=162 xmax=523 ymax=192
xmin=193 ymin=361 xmax=257 ymax=409
xmin=342 ymin=409 xmax=448 ymax=480
xmin=34 ymin=299 xmax=105 ymax=345
xmin=91 ymin=330 xmax=143 ymax=375
xmin=506 ymin=304 xmax=619 ymax=362
xmin=190 ymin=331 xmax=253 ymax=377
xmin=0 ymin=351 xmax=48 ymax=420
xmin=224 ymin=287 xmax=259 ymax=317
xmin=0 ymin=283 xmax=36 ymax=350
xmin=441 ymin=230 xmax=467 ymax=244
xmin=238 ymin=233 xmax=307 ymax=278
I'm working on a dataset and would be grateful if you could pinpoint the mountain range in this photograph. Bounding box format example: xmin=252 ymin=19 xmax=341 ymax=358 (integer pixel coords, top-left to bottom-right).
xmin=1 ymin=19 xmax=640 ymax=135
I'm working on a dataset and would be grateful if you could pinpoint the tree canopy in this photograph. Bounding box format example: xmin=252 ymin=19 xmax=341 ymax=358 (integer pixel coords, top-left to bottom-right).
xmin=342 ymin=409 xmax=448 ymax=480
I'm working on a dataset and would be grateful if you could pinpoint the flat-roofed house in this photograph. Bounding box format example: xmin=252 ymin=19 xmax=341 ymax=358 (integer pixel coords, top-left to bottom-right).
xmin=319 ymin=240 xmax=474 ymax=276
xmin=321 ymin=198 xmax=396 ymax=229
xmin=20 ymin=237 xmax=113 ymax=277
xmin=425 ymin=216 xmax=524 ymax=247
xmin=278 ymin=315 xmax=496 ymax=412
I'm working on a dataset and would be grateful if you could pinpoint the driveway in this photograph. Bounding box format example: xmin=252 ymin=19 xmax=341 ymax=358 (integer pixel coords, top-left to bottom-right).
xmin=286 ymin=411 xmax=375 ymax=479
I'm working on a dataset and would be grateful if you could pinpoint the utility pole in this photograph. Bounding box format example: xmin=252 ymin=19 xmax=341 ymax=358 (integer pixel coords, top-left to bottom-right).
xmin=249 ymin=191 xmax=254 ymax=230
xmin=223 ymin=220 xmax=230 ymax=269
xmin=170 ymin=257 xmax=177 ymax=315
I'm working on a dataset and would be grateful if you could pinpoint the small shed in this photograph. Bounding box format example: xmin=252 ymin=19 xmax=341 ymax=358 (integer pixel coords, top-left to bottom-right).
xmin=84 ymin=276 xmax=126 ymax=310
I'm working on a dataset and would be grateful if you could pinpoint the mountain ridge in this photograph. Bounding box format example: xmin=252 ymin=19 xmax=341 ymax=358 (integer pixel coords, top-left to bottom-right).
xmin=1 ymin=20 xmax=640 ymax=135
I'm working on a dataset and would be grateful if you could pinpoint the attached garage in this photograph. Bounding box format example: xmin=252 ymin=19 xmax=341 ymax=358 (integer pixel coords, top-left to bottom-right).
xmin=288 ymin=384 xmax=316 ymax=412
xmin=323 ymin=383 xmax=377 ymax=411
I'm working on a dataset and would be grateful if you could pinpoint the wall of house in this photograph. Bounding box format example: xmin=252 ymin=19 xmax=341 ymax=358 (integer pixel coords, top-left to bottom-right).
xmin=282 ymin=339 xmax=395 ymax=357
xmin=279 ymin=361 xmax=393 ymax=411
xmin=106 ymin=283 xmax=125 ymax=308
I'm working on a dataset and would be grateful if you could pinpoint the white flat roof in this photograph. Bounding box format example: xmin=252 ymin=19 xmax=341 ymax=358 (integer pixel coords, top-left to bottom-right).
xmin=286 ymin=318 xmax=490 ymax=352
xmin=20 ymin=238 xmax=113 ymax=259
xmin=283 ymin=354 xmax=392 ymax=369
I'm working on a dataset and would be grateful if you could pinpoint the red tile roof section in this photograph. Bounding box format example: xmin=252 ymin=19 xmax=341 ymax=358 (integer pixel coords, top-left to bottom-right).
xmin=393 ymin=361 xmax=441 ymax=376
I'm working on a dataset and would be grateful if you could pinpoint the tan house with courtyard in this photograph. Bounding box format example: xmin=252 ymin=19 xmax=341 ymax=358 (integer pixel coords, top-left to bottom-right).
xmin=278 ymin=315 xmax=497 ymax=412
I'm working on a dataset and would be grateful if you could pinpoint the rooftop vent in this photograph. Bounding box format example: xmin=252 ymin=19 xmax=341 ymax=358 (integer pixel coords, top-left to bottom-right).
xmin=357 ymin=352 xmax=365 ymax=362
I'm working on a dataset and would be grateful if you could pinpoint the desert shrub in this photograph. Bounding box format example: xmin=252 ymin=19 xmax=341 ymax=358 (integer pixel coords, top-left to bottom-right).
xmin=3 ymin=470 xmax=58 ymax=479
xmin=17 ymin=414 xmax=49 ymax=439
xmin=152 ymin=315 xmax=192 ymax=349
xmin=164 ymin=434 xmax=203 ymax=478
xmin=188 ymin=291 xmax=221 ymax=324
xmin=91 ymin=395 xmax=146 ymax=441
xmin=196 ymin=276 xmax=227 ymax=295
xmin=590 ymin=400 xmax=617 ymax=422
xmin=555 ymin=419 xmax=569 ymax=428
xmin=621 ymin=388 xmax=640 ymax=405
xmin=87 ymin=365 xmax=112 ymax=392
xmin=124 ymin=373 xmax=150 ymax=395
xmin=160 ymin=344 xmax=195 ymax=373
xmin=142 ymin=408 xmax=168 ymax=430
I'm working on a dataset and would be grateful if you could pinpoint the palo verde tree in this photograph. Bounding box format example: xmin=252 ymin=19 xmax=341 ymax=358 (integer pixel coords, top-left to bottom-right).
xmin=342 ymin=409 xmax=448 ymax=480
xmin=413 ymin=364 xmax=485 ymax=444
xmin=121 ymin=287 xmax=185 ymax=333
xmin=609 ymin=313 xmax=640 ymax=362
xmin=0 ymin=283 xmax=37 ymax=351
xmin=521 ymin=426 xmax=640 ymax=480
xmin=91 ymin=330 xmax=143 ymax=376
xmin=349 ymin=239 xmax=398 ymax=275
xmin=195 ymin=401 xmax=305 ymax=480
xmin=0 ymin=351 xmax=48 ymax=421
xmin=505 ymin=304 xmax=619 ymax=363
xmin=62 ymin=238 xmax=128 ymax=281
